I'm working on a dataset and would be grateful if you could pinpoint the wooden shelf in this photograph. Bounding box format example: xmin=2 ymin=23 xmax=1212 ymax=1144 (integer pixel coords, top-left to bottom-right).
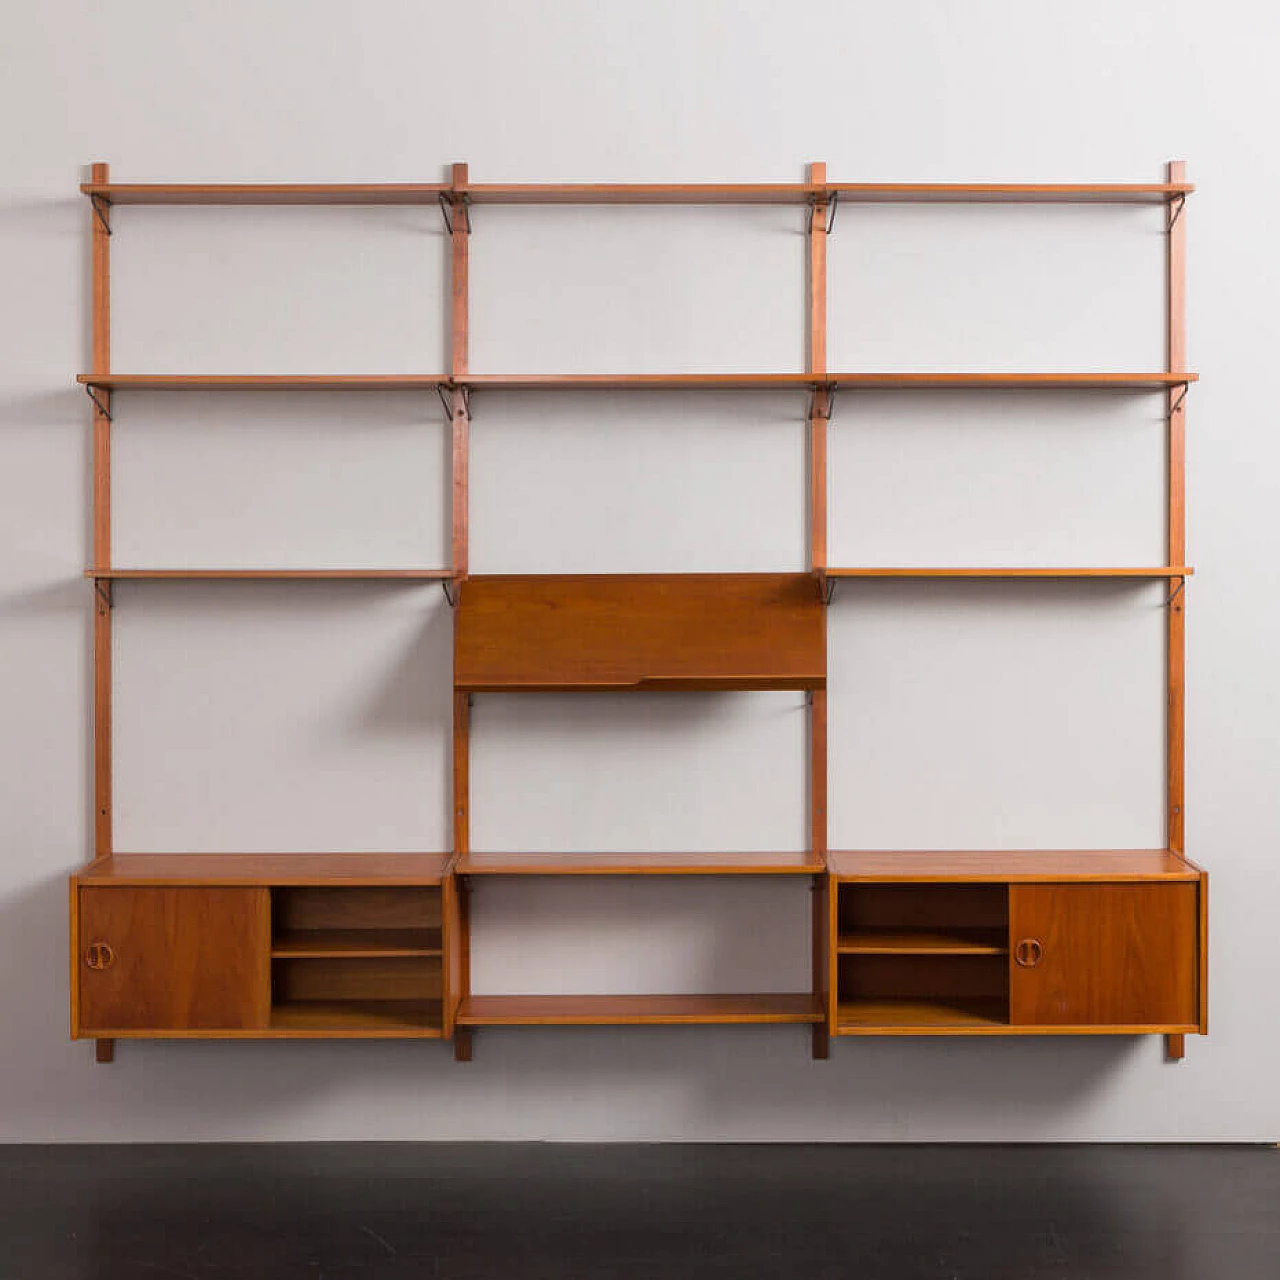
xmin=271 ymin=929 xmax=442 ymax=958
xmin=456 ymin=851 xmax=825 ymax=876
xmin=836 ymin=998 xmax=1010 ymax=1032
xmin=81 ymin=183 xmax=449 ymax=205
xmin=837 ymin=929 xmax=1007 ymax=956
xmin=77 ymin=371 xmax=1196 ymax=393
xmin=455 ymin=574 xmax=826 ymax=693
xmin=825 ymin=567 xmax=1193 ymax=579
xmin=457 ymin=994 xmax=824 ymax=1026
xmin=827 ymin=850 xmax=1199 ymax=883
xmin=828 ymin=372 xmax=1196 ymax=389
xmin=269 ymin=1000 xmax=443 ymax=1035
xmin=82 ymin=180 xmax=1193 ymax=208
xmin=76 ymin=853 xmax=451 ymax=886
xmin=829 ymin=183 xmax=1193 ymax=204
xmin=78 ymin=374 xmax=447 ymax=391
xmin=86 ymin=568 xmax=450 ymax=581
xmin=458 ymin=373 xmax=816 ymax=390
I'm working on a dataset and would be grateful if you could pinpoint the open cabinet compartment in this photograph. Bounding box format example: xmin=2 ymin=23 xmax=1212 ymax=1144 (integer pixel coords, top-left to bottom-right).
xmin=835 ymin=884 xmax=1011 ymax=1031
xmin=269 ymin=887 xmax=444 ymax=1034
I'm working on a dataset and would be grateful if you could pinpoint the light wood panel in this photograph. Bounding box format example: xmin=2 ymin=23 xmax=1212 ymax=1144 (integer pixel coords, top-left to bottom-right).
xmin=825 ymin=567 xmax=1193 ymax=578
xmin=91 ymin=161 xmax=112 ymax=859
xmin=455 ymin=573 xmax=826 ymax=691
xmin=1167 ymin=160 xmax=1188 ymax=856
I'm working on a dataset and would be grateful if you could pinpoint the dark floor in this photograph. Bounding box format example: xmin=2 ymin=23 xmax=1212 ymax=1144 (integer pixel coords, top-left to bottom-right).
xmin=1 ymin=1143 xmax=1277 ymax=1279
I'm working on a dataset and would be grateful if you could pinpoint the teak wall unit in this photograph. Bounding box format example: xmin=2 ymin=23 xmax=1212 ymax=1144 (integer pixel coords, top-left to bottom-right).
xmin=70 ymin=162 xmax=1205 ymax=1066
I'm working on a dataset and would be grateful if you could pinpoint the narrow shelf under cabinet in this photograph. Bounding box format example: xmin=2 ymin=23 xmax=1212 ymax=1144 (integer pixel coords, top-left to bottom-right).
xmin=270 ymin=928 xmax=442 ymax=958
xmin=269 ymin=1000 xmax=444 ymax=1035
xmin=837 ymin=999 xmax=1010 ymax=1032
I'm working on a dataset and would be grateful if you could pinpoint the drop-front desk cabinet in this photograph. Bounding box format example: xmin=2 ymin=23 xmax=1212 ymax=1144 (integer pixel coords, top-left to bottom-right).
xmin=72 ymin=163 xmax=1203 ymax=1064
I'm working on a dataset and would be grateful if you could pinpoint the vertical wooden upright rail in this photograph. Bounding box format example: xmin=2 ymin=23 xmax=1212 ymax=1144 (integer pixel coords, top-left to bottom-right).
xmin=446 ymin=163 xmax=473 ymax=1058
xmin=807 ymin=162 xmax=831 ymax=1060
xmin=1165 ymin=160 xmax=1189 ymax=1063
xmin=90 ymin=161 xmax=115 ymax=1064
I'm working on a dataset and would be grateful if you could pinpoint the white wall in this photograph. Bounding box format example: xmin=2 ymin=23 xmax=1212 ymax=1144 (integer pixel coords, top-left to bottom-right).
xmin=1 ymin=0 xmax=1275 ymax=1142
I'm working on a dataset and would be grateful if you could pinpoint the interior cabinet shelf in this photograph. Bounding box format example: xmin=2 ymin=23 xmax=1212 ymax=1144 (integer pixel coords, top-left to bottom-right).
xmin=269 ymin=1001 xmax=444 ymax=1035
xmin=837 ymin=999 xmax=1011 ymax=1032
xmin=457 ymin=994 xmax=824 ymax=1026
xmin=837 ymin=929 xmax=1007 ymax=956
xmin=270 ymin=929 xmax=442 ymax=958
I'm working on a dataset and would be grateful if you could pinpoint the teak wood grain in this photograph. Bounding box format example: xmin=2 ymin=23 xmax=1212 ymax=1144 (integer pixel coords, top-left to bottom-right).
xmin=454 ymin=574 xmax=826 ymax=691
xmin=828 ymin=850 xmax=1198 ymax=882
xmin=91 ymin=162 xmax=112 ymax=858
xmin=76 ymin=853 xmax=450 ymax=886
xmin=77 ymin=374 xmax=448 ymax=390
xmin=76 ymin=887 xmax=270 ymax=1033
xmin=455 ymin=851 xmax=825 ymax=875
xmin=457 ymin=994 xmax=824 ymax=1025
xmin=1008 ymin=884 xmax=1198 ymax=1027
xmin=1167 ymin=160 xmax=1188 ymax=856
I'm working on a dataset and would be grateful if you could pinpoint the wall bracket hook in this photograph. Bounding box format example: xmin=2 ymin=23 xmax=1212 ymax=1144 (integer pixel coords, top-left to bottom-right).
xmin=1169 ymin=387 xmax=1187 ymax=416
xmin=438 ymin=192 xmax=472 ymax=236
xmin=90 ymin=195 xmax=112 ymax=236
xmin=442 ymin=578 xmax=459 ymax=607
xmin=1165 ymin=578 xmax=1185 ymax=608
xmin=94 ymin=580 xmax=113 ymax=611
xmin=85 ymin=387 xmax=113 ymax=421
xmin=1168 ymin=194 xmax=1186 ymax=231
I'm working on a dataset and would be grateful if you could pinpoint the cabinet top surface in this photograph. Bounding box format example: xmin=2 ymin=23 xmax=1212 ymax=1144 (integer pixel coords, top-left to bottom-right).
xmin=76 ymin=853 xmax=450 ymax=886
xmin=828 ymin=850 xmax=1200 ymax=882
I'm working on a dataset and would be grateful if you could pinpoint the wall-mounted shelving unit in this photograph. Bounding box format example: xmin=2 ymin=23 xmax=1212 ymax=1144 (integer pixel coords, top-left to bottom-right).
xmin=69 ymin=161 xmax=1205 ymax=1066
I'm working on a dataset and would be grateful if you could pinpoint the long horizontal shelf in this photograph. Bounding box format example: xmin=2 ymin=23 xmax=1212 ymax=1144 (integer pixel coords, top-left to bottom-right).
xmin=837 ymin=929 xmax=1007 ymax=956
xmin=457 ymin=851 xmax=825 ymax=876
xmin=826 ymin=567 xmax=1193 ymax=579
xmin=271 ymin=929 xmax=443 ymax=958
xmin=76 ymin=853 xmax=452 ymax=886
xmin=77 ymin=371 xmax=1197 ymax=394
xmin=827 ymin=850 xmax=1200 ymax=883
xmin=83 ymin=181 xmax=1193 ymax=207
xmin=81 ymin=183 xmax=449 ymax=205
xmin=837 ymin=998 xmax=1009 ymax=1032
xmin=827 ymin=372 xmax=1196 ymax=390
xmin=269 ymin=1001 xmax=443 ymax=1035
xmin=85 ymin=568 xmax=450 ymax=581
xmin=78 ymin=374 xmax=447 ymax=391
xmin=828 ymin=183 xmax=1193 ymax=204
xmin=457 ymin=994 xmax=824 ymax=1026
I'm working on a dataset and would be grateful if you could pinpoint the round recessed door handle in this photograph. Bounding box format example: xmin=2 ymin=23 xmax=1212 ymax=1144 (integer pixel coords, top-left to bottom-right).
xmin=1014 ymin=938 xmax=1043 ymax=968
xmin=84 ymin=941 xmax=116 ymax=971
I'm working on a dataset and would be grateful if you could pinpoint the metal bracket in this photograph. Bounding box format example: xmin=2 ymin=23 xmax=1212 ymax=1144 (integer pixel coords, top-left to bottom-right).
xmin=95 ymin=580 xmax=113 ymax=612
xmin=1165 ymin=578 xmax=1185 ymax=608
xmin=438 ymin=192 xmax=472 ymax=235
xmin=808 ymin=190 xmax=838 ymax=235
xmin=90 ymin=195 xmax=112 ymax=236
xmin=807 ymin=385 xmax=836 ymax=423
xmin=85 ymin=386 xmax=113 ymax=421
xmin=1169 ymin=387 xmax=1188 ymax=416
xmin=442 ymin=578 xmax=459 ymax=607
xmin=815 ymin=573 xmax=836 ymax=605
xmin=1168 ymin=194 xmax=1186 ymax=231
xmin=437 ymin=383 xmax=471 ymax=421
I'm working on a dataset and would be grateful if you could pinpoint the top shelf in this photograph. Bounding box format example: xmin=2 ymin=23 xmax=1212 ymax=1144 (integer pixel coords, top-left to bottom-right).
xmin=81 ymin=181 xmax=1194 ymax=207
xmin=78 ymin=372 xmax=1197 ymax=393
